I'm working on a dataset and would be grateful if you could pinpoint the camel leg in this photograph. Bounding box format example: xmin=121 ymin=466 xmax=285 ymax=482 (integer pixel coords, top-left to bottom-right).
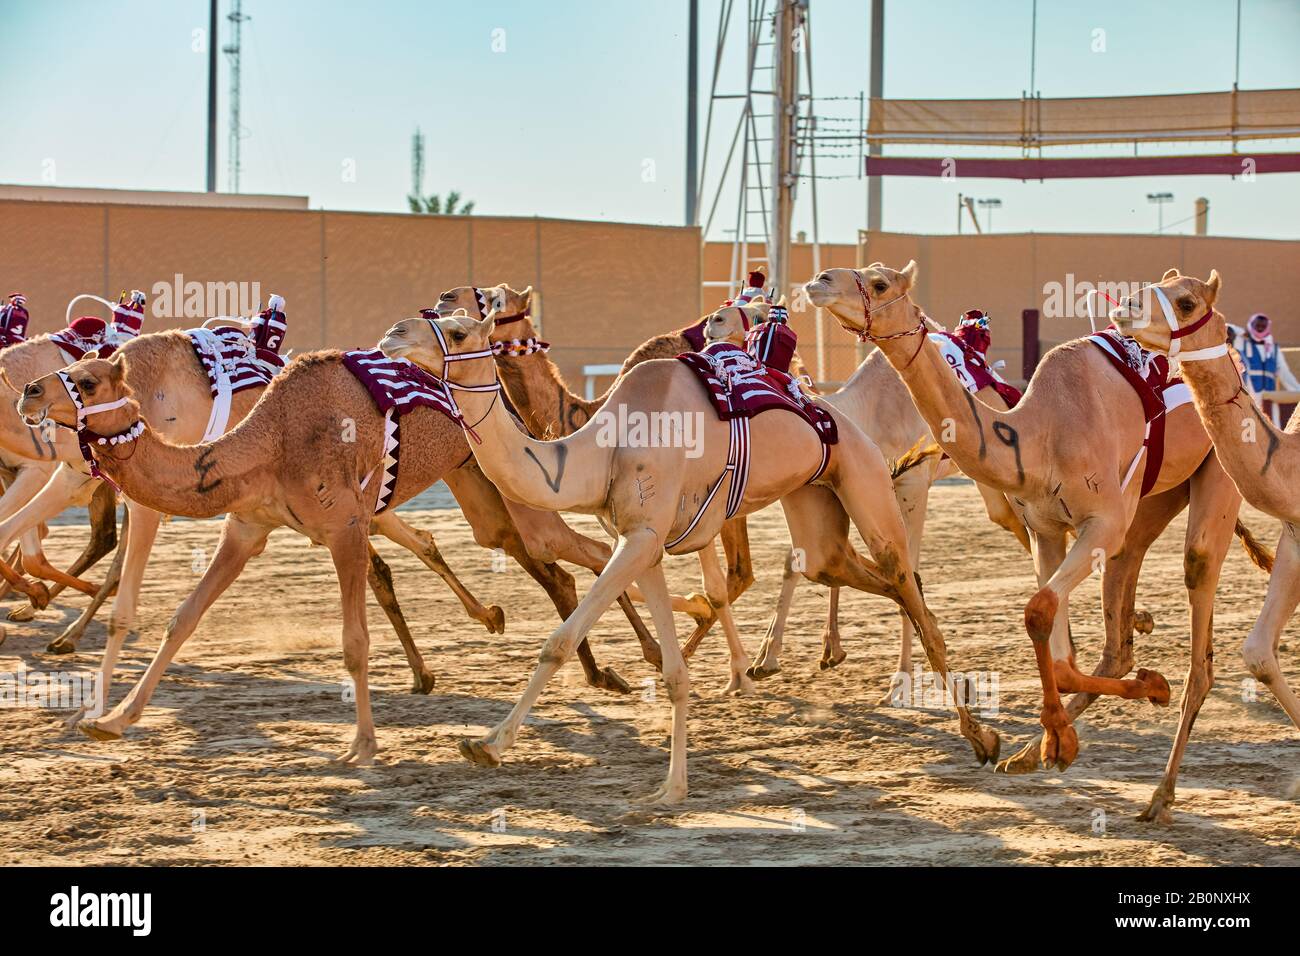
xmin=1021 ymin=519 xmax=1169 ymax=773
xmin=878 ymin=472 xmax=930 ymax=702
xmin=1241 ymin=527 xmax=1300 ymax=726
xmin=372 ymin=512 xmax=505 ymax=634
xmin=999 ymin=482 xmax=1189 ymax=774
xmin=446 ymin=467 xmax=640 ymax=688
xmin=720 ymin=516 xmax=754 ymax=603
xmin=9 ymin=478 xmax=118 ymax=621
xmin=698 ymin=538 xmax=755 ymax=695
xmin=458 ymin=527 xmax=660 ymax=769
xmin=748 ymin=547 xmax=802 ymax=680
xmin=0 ymin=466 xmax=102 ymax=598
xmin=1141 ymin=469 xmax=1238 ymax=822
xmin=632 ymin=556 xmax=690 ymax=805
xmin=78 ymin=516 xmax=269 ymax=742
xmin=329 ymin=523 xmax=379 ymax=766
xmin=829 ymin=470 xmax=1000 ymax=765
xmin=366 ymin=543 xmax=436 ymax=695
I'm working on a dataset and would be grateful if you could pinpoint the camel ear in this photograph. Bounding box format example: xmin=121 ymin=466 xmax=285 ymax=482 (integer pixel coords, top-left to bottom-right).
xmin=519 ymin=285 xmax=534 ymax=309
xmin=1162 ymin=268 xmax=1181 ymax=281
xmin=1205 ymin=269 xmax=1222 ymax=302
xmin=107 ymin=351 xmax=128 ymax=384
xmin=899 ymin=260 xmax=919 ymax=290
xmin=83 ymin=348 xmax=101 ymax=361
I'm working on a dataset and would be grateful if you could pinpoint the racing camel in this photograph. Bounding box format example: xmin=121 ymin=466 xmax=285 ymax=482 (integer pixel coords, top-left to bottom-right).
xmin=17 ymin=339 xmax=686 ymax=763
xmin=377 ymin=308 xmax=1000 ymax=803
xmin=806 ymin=261 xmax=1267 ymax=820
xmin=443 ymin=283 xmax=1030 ymax=689
xmin=1109 ymin=267 xmax=1300 ymax=820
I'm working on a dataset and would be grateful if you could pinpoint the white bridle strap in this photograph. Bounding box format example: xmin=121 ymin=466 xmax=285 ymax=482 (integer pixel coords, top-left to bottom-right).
xmin=56 ymin=370 xmax=130 ymax=424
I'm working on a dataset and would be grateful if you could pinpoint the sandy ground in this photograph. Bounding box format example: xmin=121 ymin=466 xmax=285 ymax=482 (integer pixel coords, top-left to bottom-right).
xmin=0 ymin=481 xmax=1297 ymax=866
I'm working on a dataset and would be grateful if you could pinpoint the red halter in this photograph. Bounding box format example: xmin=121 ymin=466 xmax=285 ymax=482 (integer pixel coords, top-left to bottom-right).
xmin=849 ymin=271 xmax=928 ymax=368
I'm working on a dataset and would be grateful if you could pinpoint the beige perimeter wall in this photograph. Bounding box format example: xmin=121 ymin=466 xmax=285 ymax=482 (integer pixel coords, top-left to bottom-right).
xmin=704 ymin=233 xmax=1300 ymax=385
xmin=0 ymin=199 xmax=701 ymax=387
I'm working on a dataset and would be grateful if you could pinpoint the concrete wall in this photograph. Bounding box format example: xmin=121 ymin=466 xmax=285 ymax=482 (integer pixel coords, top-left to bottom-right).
xmin=0 ymin=199 xmax=701 ymax=386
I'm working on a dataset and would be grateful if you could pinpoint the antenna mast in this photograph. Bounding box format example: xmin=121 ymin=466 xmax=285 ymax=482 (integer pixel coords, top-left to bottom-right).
xmin=223 ymin=0 xmax=249 ymax=193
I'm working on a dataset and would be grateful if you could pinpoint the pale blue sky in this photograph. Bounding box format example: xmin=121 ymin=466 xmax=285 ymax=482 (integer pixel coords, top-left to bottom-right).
xmin=2 ymin=0 xmax=1298 ymax=240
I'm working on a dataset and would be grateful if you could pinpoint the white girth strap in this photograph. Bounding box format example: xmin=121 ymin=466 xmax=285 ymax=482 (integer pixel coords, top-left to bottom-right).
xmin=190 ymin=327 xmax=234 ymax=442
xmin=665 ymin=416 xmax=750 ymax=551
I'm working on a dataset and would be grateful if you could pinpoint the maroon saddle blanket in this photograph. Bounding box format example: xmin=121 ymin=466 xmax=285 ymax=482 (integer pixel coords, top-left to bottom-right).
xmin=676 ymin=342 xmax=838 ymax=445
xmin=342 ymin=349 xmax=462 ymax=512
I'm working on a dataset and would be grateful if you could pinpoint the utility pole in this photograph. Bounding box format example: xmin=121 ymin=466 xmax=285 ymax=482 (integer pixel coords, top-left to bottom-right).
xmin=685 ymin=0 xmax=699 ymax=225
xmin=206 ymin=0 xmax=217 ymax=191
xmin=866 ymin=0 xmax=884 ymax=232
xmin=223 ymin=0 xmax=249 ymax=193
xmin=769 ymin=0 xmax=802 ymax=301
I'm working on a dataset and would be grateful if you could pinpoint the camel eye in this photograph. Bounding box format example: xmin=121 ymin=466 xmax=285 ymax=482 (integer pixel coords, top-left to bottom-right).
xmin=1177 ymin=297 xmax=1195 ymax=313
xmin=873 ymin=282 xmax=888 ymax=293
xmin=452 ymin=331 xmax=466 ymax=342
xmin=78 ymin=379 xmax=94 ymax=391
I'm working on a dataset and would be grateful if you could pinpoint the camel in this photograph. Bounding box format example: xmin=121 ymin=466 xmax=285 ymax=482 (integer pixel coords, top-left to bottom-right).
xmin=18 ymin=339 xmax=689 ymax=761
xmin=699 ymin=298 xmax=1032 ymax=685
xmin=1110 ymin=268 xmax=1300 ymax=819
xmin=449 ymin=282 xmax=1031 ymax=687
xmin=805 ymin=261 xmax=1268 ymax=820
xmin=0 ymin=334 xmax=125 ymax=613
xmin=0 ymin=320 xmax=511 ymax=703
xmin=377 ymin=308 xmax=1000 ymax=803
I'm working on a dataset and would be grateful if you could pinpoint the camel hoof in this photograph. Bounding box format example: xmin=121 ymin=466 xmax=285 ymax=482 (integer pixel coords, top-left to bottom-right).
xmin=334 ymin=737 xmax=378 ymax=766
xmin=995 ymin=737 xmax=1043 ymax=774
xmin=457 ymin=738 xmax=502 ymax=768
xmin=746 ymin=661 xmax=781 ymax=681
xmin=1133 ymin=610 xmax=1155 ymax=635
xmin=46 ymin=636 xmax=77 ymax=655
xmin=7 ymin=604 xmax=36 ymax=623
xmin=1137 ymin=668 xmax=1171 ymax=706
xmin=634 ymin=783 xmax=687 ymax=806
xmin=1039 ymin=724 xmax=1079 ymax=772
xmin=818 ymin=651 xmax=846 ymax=671
xmin=593 ymin=666 xmax=631 ymax=695
xmin=78 ymin=720 xmax=122 ymax=742
xmin=1138 ymin=789 xmax=1175 ymax=824
xmin=724 ymin=673 xmax=756 ymax=696
xmin=970 ymin=727 xmax=1001 ymax=767
xmin=483 ymin=605 xmax=506 ymax=634
xmin=409 ymin=669 xmax=436 ymax=695
xmin=27 ymin=582 xmax=50 ymax=611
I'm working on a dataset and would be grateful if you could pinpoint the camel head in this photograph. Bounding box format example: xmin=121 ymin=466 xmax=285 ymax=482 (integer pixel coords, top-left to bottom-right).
xmin=1110 ymin=268 xmax=1224 ymax=359
xmin=378 ymin=309 xmax=495 ymax=383
xmin=432 ymin=284 xmax=532 ymax=324
xmin=17 ymin=351 xmax=137 ymax=434
xmin=703 ymin=299 xmax=771 ymax=346
xmin=804 ymin=260 xmax=920 ymax=339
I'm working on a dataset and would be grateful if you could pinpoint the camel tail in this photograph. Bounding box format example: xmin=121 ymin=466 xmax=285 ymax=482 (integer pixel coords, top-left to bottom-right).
xmin=1235 ymin=518 xmax=1274 ymax=574
xmin=890 ymin=436 xmax=943 ymax=481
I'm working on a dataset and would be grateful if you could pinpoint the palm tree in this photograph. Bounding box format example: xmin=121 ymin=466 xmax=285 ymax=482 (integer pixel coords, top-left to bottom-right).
xmin=408 ymin=190 xmax=476 ymax=215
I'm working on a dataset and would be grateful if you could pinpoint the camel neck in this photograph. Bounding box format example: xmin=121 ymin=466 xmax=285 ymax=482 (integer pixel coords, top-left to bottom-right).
xmin=495 ymin=349 xmax=605 ymax=438
xmin=874 ymin=328 xmax=1031 ymax=492
xmin=1180 ymin=352 xmax=1297 ymax=519
xmin=449 ymin=366 xmax=610 ymax=513
xmin=91 ymin=417 xmax=271 ymax=519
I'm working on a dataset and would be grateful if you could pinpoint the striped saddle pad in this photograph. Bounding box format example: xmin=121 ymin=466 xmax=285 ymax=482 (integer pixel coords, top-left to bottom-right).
xmin=341 ymin=349 xmax=461 ymax=513
xmin=188 ymin=327 xmax=285 ymax=397
xmin=676 ymin=342 xmax=838 ymax=445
